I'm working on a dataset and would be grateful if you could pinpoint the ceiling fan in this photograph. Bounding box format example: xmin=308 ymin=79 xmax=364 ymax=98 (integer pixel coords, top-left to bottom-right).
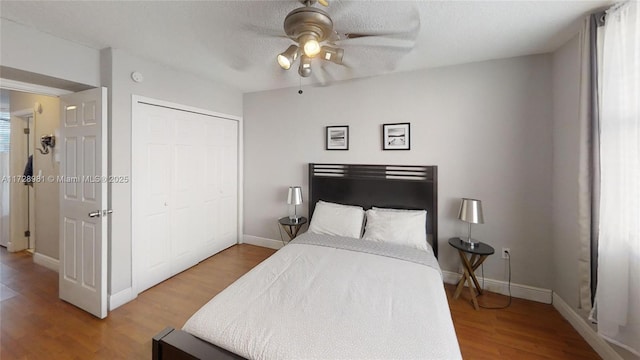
xmin=275 ymin=0 xmax=419 ymax=80
xmin=276 ymin=0 xmax=341 ymax=77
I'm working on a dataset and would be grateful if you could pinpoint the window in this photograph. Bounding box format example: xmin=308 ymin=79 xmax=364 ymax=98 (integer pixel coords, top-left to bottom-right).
xmin=0 ymin=113 xmax=9 ymax=153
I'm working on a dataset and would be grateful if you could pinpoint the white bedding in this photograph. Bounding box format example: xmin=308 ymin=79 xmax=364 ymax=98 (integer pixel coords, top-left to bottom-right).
xmin=183 ymin=234 xmax=462 ymax=359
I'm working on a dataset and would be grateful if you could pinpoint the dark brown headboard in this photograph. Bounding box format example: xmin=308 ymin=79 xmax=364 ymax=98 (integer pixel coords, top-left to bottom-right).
xmin=308 ymin=164 xmax=438 ymax=257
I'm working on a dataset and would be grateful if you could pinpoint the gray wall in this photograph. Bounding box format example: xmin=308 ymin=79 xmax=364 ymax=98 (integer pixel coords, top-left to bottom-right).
xmin=243 ymin=55 xmax=554 ymax=288
xmin=0 ymin=19 xmax=100 ymax=87
xmin=550 ymin=34 xmax=582 ymax=308
xmin=9 ymin=91 xmax=60 ymax=260
xmin=105 ymin=48 xmax=243 ymax=295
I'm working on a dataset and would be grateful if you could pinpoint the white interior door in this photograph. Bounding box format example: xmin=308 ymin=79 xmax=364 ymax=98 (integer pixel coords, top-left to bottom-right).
xmin=7 ymin=114 xmax=32 ymax=252
xmin=59 ymin=87 xmax=108 ymax=319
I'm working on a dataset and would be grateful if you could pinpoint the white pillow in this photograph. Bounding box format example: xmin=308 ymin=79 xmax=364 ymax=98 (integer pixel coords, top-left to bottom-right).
xmin=362 ymin=208 xmax=428 ymax=251
xmin=308 ymin=201 xmax=365 ymax=239
xmin=372 ymin=206 xmax=424 ymax=213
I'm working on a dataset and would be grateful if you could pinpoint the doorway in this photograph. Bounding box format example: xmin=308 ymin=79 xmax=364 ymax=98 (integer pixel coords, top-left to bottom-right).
xmin=1 ymin=83 xmax=109 ymax=319
xmin=0 ymin=93 xmax=9 ymax=247
xmin=0 ymin=89 xmax=61 ymax=270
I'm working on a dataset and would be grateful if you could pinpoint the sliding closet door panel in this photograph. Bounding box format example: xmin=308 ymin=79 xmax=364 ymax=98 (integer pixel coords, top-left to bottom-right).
xmin=133 ymin=105 xmax=172 ymax=293
xmin=170 ymin=112 xmax=205 ymax=275
xmin=146 ymin=141 xmax=171 ymax=276
xmin=221 ymin=121 xmax=238 ymax=196
xmin=219 ymin=121 xmax=238 ymax=249
xmin=202 ymin=200 xmax=221 ymax=259
xmin=202 ymin=119 xmax=222 ymax=259
xmin=202 ymin=119 xmax=237 ymax=256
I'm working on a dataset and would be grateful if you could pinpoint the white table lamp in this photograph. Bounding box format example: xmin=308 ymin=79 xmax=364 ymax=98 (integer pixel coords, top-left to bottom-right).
xmin=287 ymin=186 xmax=303 ymax=222
xmin=458 ymin=198 xmax=484 ymax=248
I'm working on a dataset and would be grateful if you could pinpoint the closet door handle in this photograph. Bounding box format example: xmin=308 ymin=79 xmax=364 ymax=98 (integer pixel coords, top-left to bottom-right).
xmin=88 ymin=210 xmax=101 ymax=218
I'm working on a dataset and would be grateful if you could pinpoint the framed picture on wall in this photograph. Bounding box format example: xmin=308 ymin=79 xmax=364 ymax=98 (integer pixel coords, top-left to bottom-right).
xmin=383 ymin=123 xmax=410 ymax=150
xmin=326 ymin=125 xmax=349 ymax=150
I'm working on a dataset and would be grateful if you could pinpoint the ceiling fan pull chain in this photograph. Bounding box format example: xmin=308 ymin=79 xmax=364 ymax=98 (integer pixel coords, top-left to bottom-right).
xmin=298 ymin=75 xmax=304 ymax=95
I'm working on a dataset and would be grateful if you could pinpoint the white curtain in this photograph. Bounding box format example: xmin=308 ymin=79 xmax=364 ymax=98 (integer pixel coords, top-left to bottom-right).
xmin=597 ymin=1 xmax=640 ymax=356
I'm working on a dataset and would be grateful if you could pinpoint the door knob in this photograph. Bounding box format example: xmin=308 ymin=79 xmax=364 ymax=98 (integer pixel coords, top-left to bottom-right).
xmin=88 ymin=211 xmax=101 ymax=218
xmin=102 ymin=209 xmax=113 ymax=216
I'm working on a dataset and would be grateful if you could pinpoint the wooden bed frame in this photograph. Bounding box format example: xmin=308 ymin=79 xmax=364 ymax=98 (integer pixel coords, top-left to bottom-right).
xmin=308 ymin=164 xmax=438 ymax=257
xmin=152 ymin=163 xmax=438 ymax=360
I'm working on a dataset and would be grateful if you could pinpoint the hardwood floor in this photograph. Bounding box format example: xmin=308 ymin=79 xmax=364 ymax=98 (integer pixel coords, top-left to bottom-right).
xmin=0 ymin=245 xmax=274 ymax=359
xmin=0 ymin=245 xmax=600 ymax=359
xmin=445 ymin=284 xmax=600 ymax=359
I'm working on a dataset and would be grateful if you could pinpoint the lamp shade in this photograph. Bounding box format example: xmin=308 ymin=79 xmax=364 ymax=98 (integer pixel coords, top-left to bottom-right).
xmin=298 ymin=55 xmax=312 ymax=77
xmin=287 ymin=186 xmax=303 ymax=206
xmin=277 ymin=45 xmax=299 ymax=70
xmin=457 ymin=198 xmax=484 ymax=224
xmin=300 ymin=34 xmax=321 ymax=57
xmin=320 ymin=46 xmax=344 ymax=64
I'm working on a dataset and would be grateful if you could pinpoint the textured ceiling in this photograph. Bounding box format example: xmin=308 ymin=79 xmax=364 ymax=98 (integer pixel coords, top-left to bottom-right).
xmin=0 ymin=0 xmax=613 ymax=93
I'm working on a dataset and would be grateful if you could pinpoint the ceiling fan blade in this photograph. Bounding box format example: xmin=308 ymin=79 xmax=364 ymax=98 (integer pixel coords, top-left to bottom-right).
xmin=242 ymin=24 xmax=288 ymax=39
xmin=343 ymin=33 xmax=369 ymax=40
xmin=327 ymin=30 xmax=341 ymax=43
xmin=342 ymin=26 xmax=419 ymax=40
xmin=311 ymin=66 xmax=330 ymax=87
xmin=330 ymin=1 xmax=420 ymax=42
xmin=312 ymin=55 xmax=359 ymax=87
xmin=338 ymin=15 xmax=420 ymax=41
xmin=335 ymin=36 xmax=415 ymax=50
xmin=311 ymin=61 xmax=344 ymax=87
xmin=338 ymin=44 xmax=412 ymax=73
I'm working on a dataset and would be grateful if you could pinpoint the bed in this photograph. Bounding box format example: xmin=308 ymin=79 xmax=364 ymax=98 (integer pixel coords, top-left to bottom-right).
xmin=152 ymin=164 xmax=461 ymax=359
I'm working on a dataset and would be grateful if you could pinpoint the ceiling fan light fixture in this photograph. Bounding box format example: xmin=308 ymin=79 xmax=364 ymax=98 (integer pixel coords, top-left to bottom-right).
xmin=299 ymin=34 xmax=321 ymax=57
xmin=298 ymin=55 xmax=312 ymax=77
xmin=320 ymin=46 xmax=344 ymax=64
xmin=277 ymin=45 xmax=299 ymax=70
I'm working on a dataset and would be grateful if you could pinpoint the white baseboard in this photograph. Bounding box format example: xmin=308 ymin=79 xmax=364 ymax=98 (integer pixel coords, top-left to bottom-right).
xmin=552 ymin=293 xmax=622 ymax=360
xmin=243 ymin=235 xmax=284 ymax=250
xmin=442 ymin=270 xmax=552 ymax=304
xmin=109 ymin=287 xmax=136 ymax=311
xmin=33 ymin=252 xmax=59 ymax=273
xmin=32 ymin=253 xmax=137 ymax=312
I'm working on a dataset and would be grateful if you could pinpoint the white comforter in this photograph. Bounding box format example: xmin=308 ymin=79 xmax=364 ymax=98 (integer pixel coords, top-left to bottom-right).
xmin=183 ymin=235 xmax=462 ymax=359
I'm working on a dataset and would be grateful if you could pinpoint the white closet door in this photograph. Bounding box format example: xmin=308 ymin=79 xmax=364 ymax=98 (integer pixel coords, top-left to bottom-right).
xmin=202 ymin=119 xmax=222 ymax=258
xmin=202 ymin=119 xmax=238 ymax=259
xmin=133 ymin=101 xmax=238 ymax=294
xmin=219 ymin=120 xmax=238 ymax=250
xmin=134 ymin=104 xmax=173 ymax=292
xmin=170 ymin=111 xmax=206 ymax=275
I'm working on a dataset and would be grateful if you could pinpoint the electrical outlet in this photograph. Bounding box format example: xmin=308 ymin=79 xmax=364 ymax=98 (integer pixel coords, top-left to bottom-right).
xmin=502 ymin=248 xmax=510 ymax=259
